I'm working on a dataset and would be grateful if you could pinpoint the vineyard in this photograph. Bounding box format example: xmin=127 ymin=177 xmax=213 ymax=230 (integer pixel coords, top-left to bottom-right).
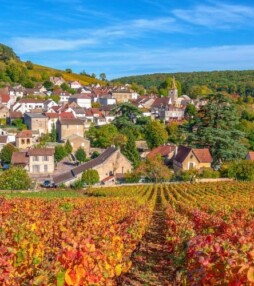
xmin=1 ymin=182 xmax=254 ymax=285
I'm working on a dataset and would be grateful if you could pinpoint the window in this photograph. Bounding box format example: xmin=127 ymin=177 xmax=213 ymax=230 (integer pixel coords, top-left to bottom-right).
xmin=27 ymin=139 xmax=30 ymax=144
xmin=44 ymin=165 xmax=48 ymax=172
xmin=33 ymin=156 xmax=39 ymax=161
xmin=21 ymin=139 xmax=25 ymax=144
xmin=43 ymin=156 xmax=48 ymax=161
xmin=32 ymin=165 xmax=40 ymax=173
xmin=189 ymin=162 xmax=195 ymax=170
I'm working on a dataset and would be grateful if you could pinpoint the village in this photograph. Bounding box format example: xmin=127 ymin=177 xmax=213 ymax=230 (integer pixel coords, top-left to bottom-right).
xmin=0 ymin=75 xmax=252 ymax=188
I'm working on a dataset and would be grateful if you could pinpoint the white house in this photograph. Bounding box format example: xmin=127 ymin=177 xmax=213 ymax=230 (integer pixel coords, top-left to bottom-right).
xmin=68 ymin=94 xmax=92 ymax=108
xmin=12 ymin=99 xmax=45 ymax=114
xmin=69 ymin=81 xmax=82 ymax=89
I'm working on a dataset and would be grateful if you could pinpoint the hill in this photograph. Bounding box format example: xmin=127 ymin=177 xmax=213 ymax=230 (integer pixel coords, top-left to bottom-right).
xmin=112 ymin=70 xmax=254 ymax=97
xmin=0 ymin=43 xmax=103 ymax=87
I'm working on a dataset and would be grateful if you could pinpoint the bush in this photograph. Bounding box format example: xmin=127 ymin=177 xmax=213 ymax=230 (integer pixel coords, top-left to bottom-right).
xmin=82 ymin=169 xmax=100 ymax=185
xmin=228 ymin=160 xmax=254 ymax=181
xmin=199 ymin=168 xmax=220 ymax=179
xmin=1 ymin=143 xmax=18 ymax=164
xmin=75 ymin=147 xmax=86 ymax=164
xmin=0 ymin=167 xmax=31 ymax=190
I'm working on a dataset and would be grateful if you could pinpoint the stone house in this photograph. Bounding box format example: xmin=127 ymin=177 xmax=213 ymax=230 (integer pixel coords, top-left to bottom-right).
xmin=53 ymin=147 xmax=132 ymax=186
xmin=16 ymin=130 xmax=34 ymax=149
xmin=69 ymin=81 xmax=82 ymax=89
xmin=64 ymin=134 xmax=90 ymax=154
xmin=56 ymin=118 xmax=84 ymax=141
xmin=111 ymin=89 xmax=138 ymax=103
xmin=173 ymin=145 xmax=213 ymax=173
xmin=24 ymin=113 xmax=48 ymax=135
xmin=0 ymin=105 xmax=9 ymax=121
xmin=11 ymin=148 xmax=55 ymax=174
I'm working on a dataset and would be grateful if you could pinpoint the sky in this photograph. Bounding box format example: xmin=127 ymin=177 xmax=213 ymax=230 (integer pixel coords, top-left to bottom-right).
xmin=1 ymin=0 xmax=254 ymax=79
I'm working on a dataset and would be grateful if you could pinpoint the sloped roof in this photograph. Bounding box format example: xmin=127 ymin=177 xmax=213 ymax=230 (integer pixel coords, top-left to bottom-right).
xmin=16 ymin=130 xmax=33 ymax=138
xmin=0 ymin=94 xmax=11 ymax=103
xmin=147 ymin=145 xmax=176 ymax=158
xmin=174 ymin=145 xmax=213 ymax=164
xmin=53 ymin=147 xmax=117 ymax=185
xmin=27 ymin=148 xmax=54 ymax=156
xmin=174 ymin=146 xmax=192 ymax=163
xmin=59 ymin=118 xmax=83 ymax=125
xmin=9 ymin=111 xmax=23 ymax=118
xmin=193 ymin=149 xmax=213 ymax=163
xmin=0 ymin=135 xmax=8 ymax=144
xmin=11 ymin=151 xmax=29 ymax=165
xmin=151 ymin=97 xmax=169 ymax=108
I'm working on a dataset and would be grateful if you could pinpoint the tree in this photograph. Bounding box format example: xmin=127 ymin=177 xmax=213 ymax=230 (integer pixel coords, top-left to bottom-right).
xmin=82 ymin=169 xmax=100 ymax=185
xmin=166 ymin=122 xmax=185 ymax=145
xmin=159 ymin=77 xmax=182 ymax=97
xmin=75 ymin=147 xmax=86 ymax=164
xmin=145 ymin=120 xmax=168 ymax=149
xmin=228 ymin=160 xmax=254 ymax=181
xmin=12 ymin=118 xmax=27 ymax=130
xmin=111 ymin=102 xmax=143 ymax=131
xmin=25 ymin=61 xmax=34 ymax=70
xmin=1 ymin=144 xmax=18 ymax=164
xmin=43 ymin=80 xmax=54 ymax=89
xmin=0 ymin=167 xmax=31 ymax=190
xmin=65 ymin=68 xmax=72 ymax=73
xmin=185 ymin=104 xmax=197 ymax=120
xmin=65 ymin=139 xmax=73 ymax=154
xmin=99 ymin=73 xmax=106 ymax=81
xmin=87 ymin=124 xmax=120 ymax=148
xmin=135 ymin=155 xmax=172 ymax=182
xmin=50 ymin=123 xmax=57 ymax=142
xmin=186 ymin=93 xmax=247 ymax=166
xmin=121 ymin=129 xmax=140 ymax=167
xmin=54 ymin=145 xmax=67 ymax=162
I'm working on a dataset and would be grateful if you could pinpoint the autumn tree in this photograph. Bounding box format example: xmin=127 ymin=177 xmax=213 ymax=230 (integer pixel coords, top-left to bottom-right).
xmin=0 ymin=167 xmax=31 ymax=190
xmin=135 ymin=155 xmax=172 ymax=182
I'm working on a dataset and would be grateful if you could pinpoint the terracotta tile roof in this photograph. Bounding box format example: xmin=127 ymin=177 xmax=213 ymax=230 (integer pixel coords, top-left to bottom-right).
xmin=45 ymin=112 xmax=75 ymax=119
xmin=193 ymin=149 xmax=213 ymax=163
xmin=151 ymin=97 xmax=170 ymax=108
xmin=16 ymin=130 xmax=33 ymax=138
xmin=0 ymin=135 xmax=8 ymax=144
xmin=147 ymin=145 xmax=176 ymax=158
xmin=247 ymin=151 xmax=254 ymax=160
xmin=59 ymin=118 xmax=83 ymax=125
xmin=101 ymin=175 xmax=114 ymax=183
xmin=174 ymin=145 xmax=213 ymax=164
xmin=27 ymin=148 xmax=54 ymax=156
xmin=0 ymin=94 xmax=11 ymax=103
xmin=11 ymin=151 xmax=29 ymax=165
xmin=9 ymin=111 xmax=23 ymax=118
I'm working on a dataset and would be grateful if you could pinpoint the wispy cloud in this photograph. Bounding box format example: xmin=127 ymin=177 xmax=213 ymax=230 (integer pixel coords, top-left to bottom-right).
xmin=173 ymin=3 xmax=254 ymax=28
xmin=47 ymin=44 xmax=254 ymax=79
xmin=11 ymin=38 xmax=97 ymax=53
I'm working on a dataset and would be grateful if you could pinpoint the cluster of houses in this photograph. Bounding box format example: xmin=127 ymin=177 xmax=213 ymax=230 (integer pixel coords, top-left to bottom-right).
xmin=0 ymin=76 xmax=245 ymax=186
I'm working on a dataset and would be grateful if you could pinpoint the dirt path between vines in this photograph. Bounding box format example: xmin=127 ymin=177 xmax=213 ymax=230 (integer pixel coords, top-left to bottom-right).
xmin=118 ymin=189 xmax=171 ymax=286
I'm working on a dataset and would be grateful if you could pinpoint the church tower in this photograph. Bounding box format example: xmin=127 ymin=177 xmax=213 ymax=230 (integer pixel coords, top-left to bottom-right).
xmin=168 ymin=76 xmax=178 ymax=105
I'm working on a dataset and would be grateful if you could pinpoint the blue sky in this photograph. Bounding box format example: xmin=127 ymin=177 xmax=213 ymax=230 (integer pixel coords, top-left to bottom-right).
xmin=1 ymin=0 xmax=254 ymax=79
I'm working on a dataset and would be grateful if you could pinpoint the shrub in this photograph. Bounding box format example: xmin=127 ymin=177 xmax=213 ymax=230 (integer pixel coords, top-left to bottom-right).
xmin=199 ymin=168 xmax=220 ymax=179
xmin=82 ymin=169 xmax=100 ymax=185
xmin=228 ymin=160 xmax=254 ymax=181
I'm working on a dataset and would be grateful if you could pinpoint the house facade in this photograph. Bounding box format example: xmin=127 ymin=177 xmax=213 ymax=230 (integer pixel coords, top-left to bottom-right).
xmin=173 ymin=146 xmax=213 ymax=172
xmin=16 ymin=130 xmax=34 ymax=149
xmin=53 ymin=147 xmax=132 ymax=186
xmin=11 ymin=148 xmax=55 ymax=174
xmin=24 ymin=113 xmax=48 ymax=135
xmin=56 ymin=118 xmax=84 ymax=141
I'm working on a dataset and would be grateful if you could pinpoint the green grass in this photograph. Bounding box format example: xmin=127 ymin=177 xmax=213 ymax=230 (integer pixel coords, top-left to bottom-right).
xmin=0 ymin=189 xmax=85 ymax=199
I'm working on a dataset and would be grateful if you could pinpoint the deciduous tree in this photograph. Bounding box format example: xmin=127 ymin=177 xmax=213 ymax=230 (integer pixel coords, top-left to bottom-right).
xmin=82 ymin=169 xmax=100 ymax=185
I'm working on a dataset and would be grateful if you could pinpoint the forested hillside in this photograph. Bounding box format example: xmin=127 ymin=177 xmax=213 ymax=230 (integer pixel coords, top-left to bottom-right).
xmin=113 ymin=71 xmax=254 ymax=97
xmin=0 ymin=43 xmax=102 ymax=87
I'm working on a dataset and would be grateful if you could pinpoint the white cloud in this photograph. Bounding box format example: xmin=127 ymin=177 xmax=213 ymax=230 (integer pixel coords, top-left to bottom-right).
xmin=11 ymin=37 xmax=97 ymax=53
xmin=173 ymin=3 xmax=254 ymax=28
